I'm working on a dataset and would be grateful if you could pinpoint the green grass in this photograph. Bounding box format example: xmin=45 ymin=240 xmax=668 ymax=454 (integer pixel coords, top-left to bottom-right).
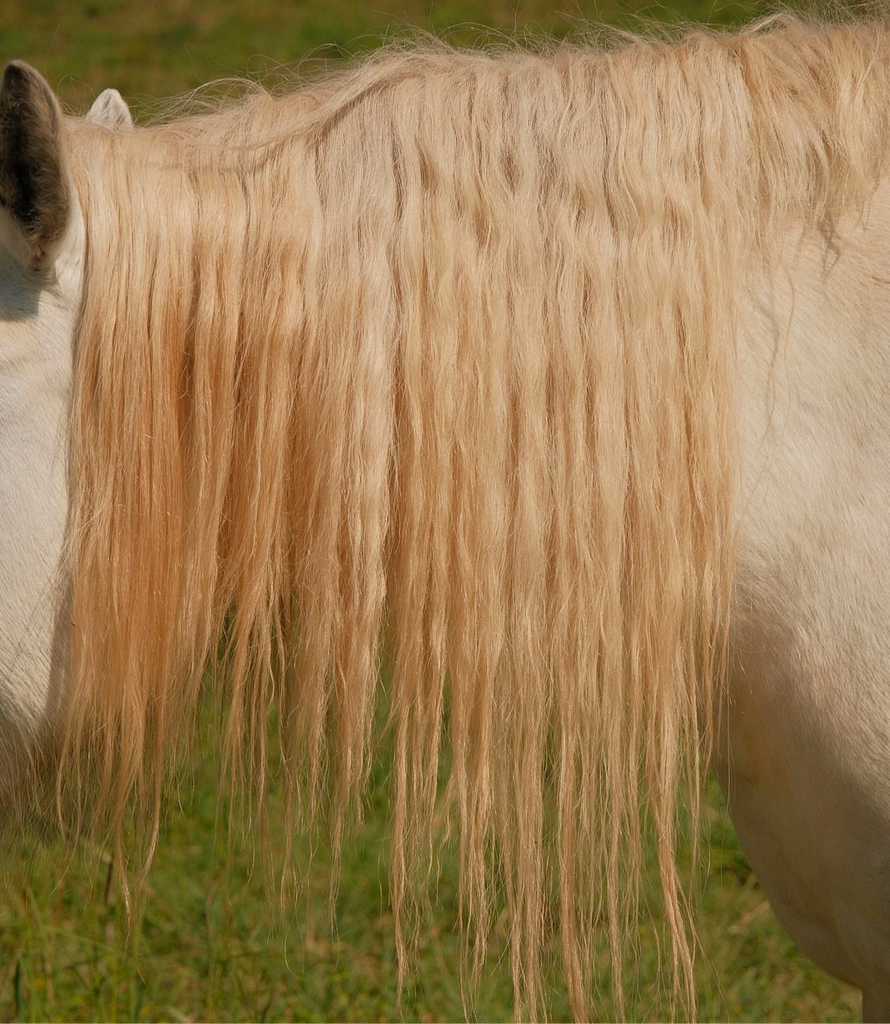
xmin=0 ymin=0 xmax=870 ymax=1020
xmin=0 ymin=736 xmax=862 ymax=1023
xmin=0 ymin=703 xmax=864 ymax=1023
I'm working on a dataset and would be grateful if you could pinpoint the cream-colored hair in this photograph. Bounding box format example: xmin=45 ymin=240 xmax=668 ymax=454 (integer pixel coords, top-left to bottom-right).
xmin=60 ymin=16 xmax=890 ymax=1018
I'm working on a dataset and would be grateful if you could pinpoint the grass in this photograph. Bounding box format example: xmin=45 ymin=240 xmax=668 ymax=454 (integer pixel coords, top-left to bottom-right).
xmin=0 ymin=0 xmax=869 ymax=1020
xmin=0 ymin=724 xmax=862 ymax=1023
xmin=0 ymin=704 xmax=864 ymax=1024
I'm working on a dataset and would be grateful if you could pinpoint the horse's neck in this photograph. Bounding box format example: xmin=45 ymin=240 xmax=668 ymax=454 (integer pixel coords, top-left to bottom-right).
xmin=738 ymin=183 xmax=890 ymax=532
xmin=722 ymin=178 xmax=890 ymax=993
xmin=730 ymin=176 xmax=890 ymax=770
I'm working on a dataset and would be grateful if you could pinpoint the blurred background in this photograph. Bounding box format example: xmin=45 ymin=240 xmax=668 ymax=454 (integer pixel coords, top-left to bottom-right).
xmin=0 ymin=0 xmax=799 ymax=107
xmin=0 ymin=1 xmax=865 ymax=1021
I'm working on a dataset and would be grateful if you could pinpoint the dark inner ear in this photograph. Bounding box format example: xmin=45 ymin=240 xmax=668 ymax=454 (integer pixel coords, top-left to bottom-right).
xmin=0 ymin=61 xmax=69 ymax=261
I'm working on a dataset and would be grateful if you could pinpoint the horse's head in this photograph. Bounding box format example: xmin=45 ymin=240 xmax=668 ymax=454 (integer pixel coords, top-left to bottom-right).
xmin=0 ymin=63 xmax=128 ymax=804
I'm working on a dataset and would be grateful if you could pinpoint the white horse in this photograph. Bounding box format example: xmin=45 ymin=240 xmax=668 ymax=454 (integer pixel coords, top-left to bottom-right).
xmin=3 ymin=17 xmax=890 ymax=1021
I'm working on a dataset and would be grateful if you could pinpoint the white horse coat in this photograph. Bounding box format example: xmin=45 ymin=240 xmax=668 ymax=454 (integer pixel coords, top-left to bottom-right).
xmin=727 ymin=199 xmax=890 ymax=1017
xmin=1 ymin=33 xmax=890 ymax=1021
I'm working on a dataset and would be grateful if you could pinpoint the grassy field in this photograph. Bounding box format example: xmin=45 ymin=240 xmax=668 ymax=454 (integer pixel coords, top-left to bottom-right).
xmin=0 ymin=763 xmax=864 ymax=1024
xmin=0 ymin=1 xmax=868 ymax=1021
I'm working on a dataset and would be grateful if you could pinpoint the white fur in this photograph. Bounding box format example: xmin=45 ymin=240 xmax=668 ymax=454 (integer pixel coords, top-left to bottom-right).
xmin=0 ymin=194 xmax=80 ymax=799
xmin=86 ymin=89 xmax=132 ymax=130
xmin=722 ymin=191 xmax=890 ymax=1011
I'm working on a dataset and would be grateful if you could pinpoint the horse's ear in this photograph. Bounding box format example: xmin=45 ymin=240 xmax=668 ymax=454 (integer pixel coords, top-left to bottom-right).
xmin=87 ymin=88 xmax=132 ymax=129
xmin=0 ymin=61 xmax=69 ymax=267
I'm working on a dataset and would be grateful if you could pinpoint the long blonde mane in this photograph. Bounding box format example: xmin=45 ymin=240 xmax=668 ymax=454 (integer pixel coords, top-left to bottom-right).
xmin=60 ymin=16 xmax=890 ymax=1018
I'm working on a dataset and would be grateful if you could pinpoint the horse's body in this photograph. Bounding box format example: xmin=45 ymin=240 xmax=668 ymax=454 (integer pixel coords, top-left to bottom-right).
xmin=728 ymin=197 xmax=890 ymax=1018
xmin=2 ymin=18 xmax=890 ymax=1019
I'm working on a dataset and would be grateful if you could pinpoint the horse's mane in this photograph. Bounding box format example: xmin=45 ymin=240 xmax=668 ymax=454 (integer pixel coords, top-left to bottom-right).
xmin=61 ymin=16 xmax=890 ymax=1018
